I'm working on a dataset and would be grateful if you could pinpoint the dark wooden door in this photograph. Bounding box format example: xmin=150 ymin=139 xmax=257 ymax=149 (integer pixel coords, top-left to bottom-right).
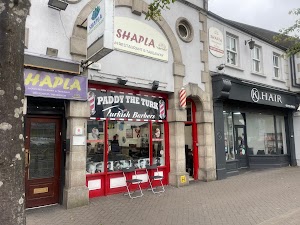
xmin=25 ymin=117 xmax=61 ymax=208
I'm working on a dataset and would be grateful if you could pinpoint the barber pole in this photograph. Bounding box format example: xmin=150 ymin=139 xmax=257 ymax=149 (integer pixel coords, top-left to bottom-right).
xmin=88 ymin=91 xmax=96 ymax=115
xmin=159 ymin=100 xmax=165 ymax=119
xmin=179 ymin=88 xmax=187 ymax=109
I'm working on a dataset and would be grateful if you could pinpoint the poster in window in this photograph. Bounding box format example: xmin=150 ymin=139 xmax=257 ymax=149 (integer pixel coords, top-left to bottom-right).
xmin=126 ymin=129 xmax=133 ymax=138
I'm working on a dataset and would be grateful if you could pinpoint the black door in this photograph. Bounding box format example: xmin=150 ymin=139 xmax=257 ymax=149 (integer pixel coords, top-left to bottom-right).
xmin=234 ymin=125 xmax=248 ymax=168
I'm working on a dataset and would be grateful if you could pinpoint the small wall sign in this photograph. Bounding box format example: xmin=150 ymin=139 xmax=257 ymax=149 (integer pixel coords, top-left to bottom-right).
xmin=209 ymin=27 xmax=224 ymax=58
xmin=74 ymin=127 xmax=84 ymax=135
xmin=180 ymin=175 xmax=186 ymax=183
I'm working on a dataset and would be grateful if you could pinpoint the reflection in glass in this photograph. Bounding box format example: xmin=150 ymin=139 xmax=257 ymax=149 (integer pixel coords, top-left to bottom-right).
xmin=223 ymin=112 xmax=235 ymax=160
xmin=246 ymin=113 xmax=275 ymax=155
xmin=107 ymin=121 xmax=150 ymax=172
xmin=152 ymin=122 xmax=165 ymax=167
xmin=276 ymin=116 xmax=287 ymax=154
xmin=186 ymin=101 xmax=192 ymax=122
xmin=86 ymin=120 xmax=105 ymax=174
xmin=29 ymin=123 xmax=55 ymax=179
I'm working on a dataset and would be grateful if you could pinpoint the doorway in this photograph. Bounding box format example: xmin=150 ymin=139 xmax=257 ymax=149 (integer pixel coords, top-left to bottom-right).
xmin=185 ymin=100 xmax=198 ymax=181
xmin=234 ymin=125 xmax=248 ymax=168
xmin=25 ymin=117 xmax=62 ymax=208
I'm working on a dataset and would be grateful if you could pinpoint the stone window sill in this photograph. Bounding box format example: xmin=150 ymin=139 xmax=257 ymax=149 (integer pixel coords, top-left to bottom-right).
xmin=251 ymin=72 xmax=266 ymax=78
xmin=225 ymin=64 xmax=244 ymax=72
xmin=272 ymin=77 xmax=286 ymax=83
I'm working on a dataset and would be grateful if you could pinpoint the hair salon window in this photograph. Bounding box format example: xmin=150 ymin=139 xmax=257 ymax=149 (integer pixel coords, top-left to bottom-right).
xmin=226 ymin=34 xmax=238 ymax=66
xmin=223 ymin=111 xmax=235 ymax=160
xmin=246 ymin=113 xmax=286 ymax=155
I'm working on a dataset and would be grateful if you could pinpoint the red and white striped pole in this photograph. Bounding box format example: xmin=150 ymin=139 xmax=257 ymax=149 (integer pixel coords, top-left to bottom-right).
xmin=179 ymin=88 xmax=186 ymax=109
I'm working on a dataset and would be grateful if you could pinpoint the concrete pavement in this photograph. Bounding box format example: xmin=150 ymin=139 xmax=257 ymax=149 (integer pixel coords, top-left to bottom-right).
xmin=26 ymin=167 xmax=300 ymax=225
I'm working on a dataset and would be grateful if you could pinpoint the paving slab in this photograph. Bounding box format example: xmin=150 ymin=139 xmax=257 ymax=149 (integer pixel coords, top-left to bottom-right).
xmin=26 ymin=167 xmax=300 ymax=225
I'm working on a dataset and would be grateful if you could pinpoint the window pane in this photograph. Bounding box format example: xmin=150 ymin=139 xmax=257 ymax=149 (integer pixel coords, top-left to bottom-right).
xmin=86 ymin=120 xmax=105 ymax=174
xmin=233 ymin=112 xmax=245 ymax=125
xmin=152 ymin=122 xmax=165 ymax=166
xmin=29 ymin=123 xmax=55 ymax=179
xmin=246 ymin=113 xmax=275 ymax=155
xmin=276 ymin=116 xmax=287 ymax=154
xmin=224 ymin=111 xmax=235 ymax=160
xmin=253 ymin=60 xmax=260 ymax=72
xmin=226 ymin=36 xmax=230 ymax=49
xmin=273 ymin=55 xmax=279 ymax=66
xmin=274 ymin=68 xmax=279 ymax=78
xmin=227 ymin=51 xmax=236 ymax=65
xmin=231 ymin=38 xmax=236 ymax=51
xmin=186 ymin=101 xmax=192 ymax=121
xmin=108 ymin=121 xmax=149 ymax=171
xmin=255 ymin=47 xmax=260 ymax=59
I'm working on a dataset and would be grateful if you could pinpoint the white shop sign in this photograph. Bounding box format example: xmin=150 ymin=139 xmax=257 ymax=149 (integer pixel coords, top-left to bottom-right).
xmin=209 ymin=27 xmax=224 ymax=58
xmin=114 ymin=17 xmax=169 ymax=62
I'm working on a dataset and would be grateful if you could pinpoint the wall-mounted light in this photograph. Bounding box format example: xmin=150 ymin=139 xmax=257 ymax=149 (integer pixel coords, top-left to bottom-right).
xmin=117 ymin=78 xmax=128 ymax=85
xmin=152 ymin=80 xmax=159 ymax=91
xmin=48 ymin=0 xmax=68 ymax=11
xmin=216 ymin=63 xmax=225 ymax=71
xmin=245 ymin=38 xmax=255 ymax=50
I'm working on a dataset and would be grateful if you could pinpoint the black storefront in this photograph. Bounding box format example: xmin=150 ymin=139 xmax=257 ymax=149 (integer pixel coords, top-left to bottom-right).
xmin=212 ymin=74 xmax=299 ymax=180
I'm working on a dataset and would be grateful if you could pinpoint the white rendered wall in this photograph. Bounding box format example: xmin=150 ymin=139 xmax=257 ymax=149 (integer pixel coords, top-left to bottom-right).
xmin=26 ymin=0 xmax=206 ymax=93
xmin=207 ymin=17 xmax=290 ymax=91
xmin=25 ymin=0 xmax=89 ymax=60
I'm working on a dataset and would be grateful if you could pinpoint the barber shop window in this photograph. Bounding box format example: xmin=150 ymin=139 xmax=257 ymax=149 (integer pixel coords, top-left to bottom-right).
xmin=86 ymin=120 xmax=105 ymax=174
xmin=107 ymin=121 xmax=150 ymax=172
xmin=246 ymin=113 xmax=287 ymax=155
xmin=152 ymin=122 xmax=165 ymax=166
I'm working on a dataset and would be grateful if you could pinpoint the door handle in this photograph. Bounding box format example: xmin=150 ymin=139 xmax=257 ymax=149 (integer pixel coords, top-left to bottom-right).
xmin=25 ymin=149 xmax=30 ymax=167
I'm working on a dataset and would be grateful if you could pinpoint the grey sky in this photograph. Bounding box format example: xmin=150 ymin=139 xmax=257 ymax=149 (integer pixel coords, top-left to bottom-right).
xmin=208 ymin=0 xmax=299 ymax=33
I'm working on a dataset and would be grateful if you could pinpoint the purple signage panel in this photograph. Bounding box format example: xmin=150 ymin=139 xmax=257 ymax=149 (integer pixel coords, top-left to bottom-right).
xmin=24 ymin=69 xmax=87 ymax=101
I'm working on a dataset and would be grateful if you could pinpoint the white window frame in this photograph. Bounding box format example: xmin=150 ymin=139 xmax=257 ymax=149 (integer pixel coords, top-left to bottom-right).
xmin=226 ymin=34 xmax=238 ymax=66
xmin=252 ymin=45 xmax=262 ymax=73
xmin=273 ymin=53 xmax=281 ymax=78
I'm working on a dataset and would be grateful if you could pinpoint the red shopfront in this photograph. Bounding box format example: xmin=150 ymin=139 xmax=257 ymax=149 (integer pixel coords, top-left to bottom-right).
xmin=85 ymin=84 xmax=169 ymax=197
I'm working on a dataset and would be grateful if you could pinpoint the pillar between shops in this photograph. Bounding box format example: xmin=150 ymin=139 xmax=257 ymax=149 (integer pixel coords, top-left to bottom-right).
xmin=168 ymin=108 xmax=189 ymax=187
xmin=212 ymin=101 xmax=227 ymax=180
xmin=63 ymin=101 xmax=90 ymax=209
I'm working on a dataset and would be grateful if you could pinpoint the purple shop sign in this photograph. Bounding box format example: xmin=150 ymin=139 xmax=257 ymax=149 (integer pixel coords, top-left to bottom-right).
xmin=24 ymin=69 xmax=88 ymax=101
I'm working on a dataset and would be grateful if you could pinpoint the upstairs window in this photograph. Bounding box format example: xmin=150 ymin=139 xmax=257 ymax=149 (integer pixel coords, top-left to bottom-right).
xmin=273 ymin=54 xmax=280 ymax=78
xmin=252 ymin=46 xmax=262 ymax=73
xmin=226 ymin=34 xmax=238 ymax=66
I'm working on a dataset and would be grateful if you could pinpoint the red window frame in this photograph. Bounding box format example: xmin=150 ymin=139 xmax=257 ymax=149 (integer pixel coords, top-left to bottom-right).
xmin=86 ymin=83 xmax=169 ymax=197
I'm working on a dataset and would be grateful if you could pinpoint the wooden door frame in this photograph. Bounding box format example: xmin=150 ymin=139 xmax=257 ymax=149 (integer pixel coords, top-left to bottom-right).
xmin=25 ymin=115 xmax=62 ymax=208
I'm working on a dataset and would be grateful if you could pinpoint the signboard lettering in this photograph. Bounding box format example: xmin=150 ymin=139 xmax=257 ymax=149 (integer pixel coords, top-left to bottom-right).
xmin=250 ymin=88 xmax=282 ymax=103
xmin=209 ymin=27 xmax=224 ymax=58
xmin=89 ymin=90 xmax=166 ymax=120
xmin=114 ymin=17 xmax=168 ymax=62
xmin=24 ymin=69 xmax=87 ymax=101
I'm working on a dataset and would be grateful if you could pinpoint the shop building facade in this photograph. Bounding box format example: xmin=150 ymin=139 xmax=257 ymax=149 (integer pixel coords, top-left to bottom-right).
xmin=207 ymin=12 xmax=300 ymax=179
xmin=24 ymin=0 xmax=216 ymax=209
